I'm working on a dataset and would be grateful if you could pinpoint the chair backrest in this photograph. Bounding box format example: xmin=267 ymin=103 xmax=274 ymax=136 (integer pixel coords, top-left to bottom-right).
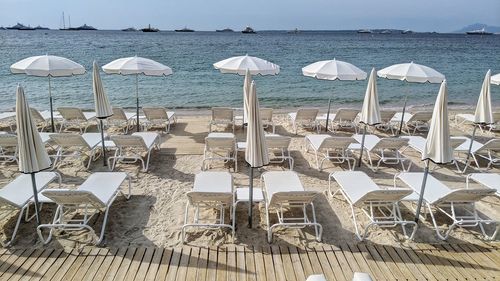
xmin=109 ymin=107 xmax=127 ymax=121
xmin=186 ymin=191 xmax=233 ymax=206
xmin=295 ymin=108 xmax=319 ymax=121
xmin=269 ymin=191 xmax=319 ymax=208
xmin=41 ymin=189 xmax=106 ymax=209
xmin=479 ymin=139 xmax=500 ymax=152
xmin=450 ymin=138 xmax=466 ymax=150
xmin=333 ymin=108 xmax=360 ymax=121
xmin=205 ymin=136 xmax=235 ymax=151
xmin=354 ymin=189 xmax=412 ymax=207
xmin=434 ymin=188 xmax=496 ymax=205
xmin=111 ymin=135 xmax=147 ymax=149
xmin=211 ymin=107 xmax=233 ymax=121
xmin=0 ymin=134 xmax=18 ymax=147
xmin=50 ymin=133 xmax=88 ymax=148
xmin=319 ymin=137 xmax=357 ymax=151
xmin=260 ymin=108 xmax=273 ymax=121
xmin=58 ymin=107 xmax=86 ymax=121
xmin=372 ymin=138 xmax=409 ymax=151
xmin=408 ymin=111 xmax=433 ymax=122
xmin=30 ymin=108 xmax=45 ymax=123
xmin=380 ymin=110 xmax=396 ymax=122
xmin=143 ymin=107 xmax=168 ymax=120
xmin=265 ymin=135 xmax=291 ymax=150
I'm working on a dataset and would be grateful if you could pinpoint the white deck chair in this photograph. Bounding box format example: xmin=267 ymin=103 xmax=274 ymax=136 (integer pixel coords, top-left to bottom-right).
xmin=107 ymin=107 xmax=135 ymax=133
xmin=395 ymin=172 xmax=497 ymax=240
xmin=0 ymin=134 xmax=18 ymax=164
xmin=466 ymin=173 xmax=500 ymax=197
xmin=50 ymin=133 xmax=104 ymax=169
xmin=402 ymin=136 xmax=467 ymax=171
xmin=329 ymin=171 xmax=416 ymax=241
xmin=351 ymin=134 xmax=411 ymax=172
xmin=392 ymin=111 xmax=433 ymax=135
xmin=182 ymin=171 xmax=234 ymax=242
xmin=0 ymin=172 xmax=61 ymax=246
xmin=0 ymin=112 xmax=16 ymax=132
xmin=304 ymin=134 xmax=358 ymax=170
xmin=108 ymin=132 xmax=160 ymax=172
xmin=375 ymin=110 xmax=397 ymax=133
xmin=260 ymin=108 xmax=275 ymax=133
xmin=288 ymin=108 xmax=319 ymax=134
xmin=142 ymin=107 xmax=176 ymax=133
xmin=261 ymin=171 xmax=322 ymax=242
xmin=30 ymin=108 xmax=52 ymax=132
xmin=455 ymin=138 xmax=500 ymax=171
xmin=209 ymin=107 xmax=234 ymax=133
xmin=329 ymin=108 xmax=360 ymax=133
xmin=203 ymin=132 xmax=237 ymax=172
xmin=57 ymin=107 xmax=97 ymax=133
xmin=236 ymin=134 xmax=293 ymax=170
xmin=454 ymin=113 xmax=500 ymax=133
xmin=37 ymin=172 xmax=131 ymax=245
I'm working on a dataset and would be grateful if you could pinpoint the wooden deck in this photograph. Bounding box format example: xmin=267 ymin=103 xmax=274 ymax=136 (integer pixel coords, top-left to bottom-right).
xmin=0 ymin=243 xmax=499 ymax=280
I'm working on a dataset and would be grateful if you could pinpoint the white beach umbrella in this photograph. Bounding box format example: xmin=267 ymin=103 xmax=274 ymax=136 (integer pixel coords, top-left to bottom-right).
xmin=302 ymin=59 xmax=367 ymax=131
xmin=16 ymin=85 xmax=51 ymax=224
xmin=243 ymin=69 xmax=252 ymax=124
xmin=463 ymin=70 xmax=493 ymax=172
xmin=491 ymin=73 xmax=500 ymax=85
xmin=92 ymin=61 xmax=113 ymax=166
xmin=102 ymin=56 xmax=173 ymax=132
xmin=377 ymin=62 xmax=445 ymax=136
xmin=10 ymin=55 xmax=86 ymax=132
xmin=358 ymin=68 xmax=382 ymax=166
xmin=415 ymin=80 xmax=453 ymax=222
xmin=245 ymin=81 xmax=269 ymax=227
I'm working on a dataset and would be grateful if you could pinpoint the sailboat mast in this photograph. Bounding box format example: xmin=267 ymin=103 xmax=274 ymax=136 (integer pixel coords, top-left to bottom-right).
xmin=62 ymin=12 xmax=65 ymax=29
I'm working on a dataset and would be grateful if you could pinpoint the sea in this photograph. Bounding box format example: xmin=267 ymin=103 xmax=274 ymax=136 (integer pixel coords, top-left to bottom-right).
xmin=0 ymin=30 xmax=499 ymax=112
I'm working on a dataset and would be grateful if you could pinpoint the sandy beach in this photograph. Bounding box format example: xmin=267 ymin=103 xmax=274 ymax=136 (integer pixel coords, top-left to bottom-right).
xmin=1 ymin=108 xmax=499 ymax=251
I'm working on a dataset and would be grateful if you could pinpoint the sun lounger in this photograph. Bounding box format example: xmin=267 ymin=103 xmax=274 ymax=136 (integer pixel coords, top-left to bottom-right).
xmin=203 ymin=132 xmax=237 ymax=171
xmin=0 ymin=172 xmax=61 ymax=246
xmin=0 ymin=112 xmax=16 ymax=132
xmin=37 ymin=172 xmax=131 ymax=245
xmin=57 ymin=107 xmax=97 ymax=133
xmin=182 ymin=171 xmax=234 ymax=242
xmin=288 ymin=108 xmax=319 ymax=134
xmin=392 ymin=111 xmax=433 ymax=135
xmin=375 ymin=110 xmax=397 ymax=133
xmin=0 ymin=134 xmax=18 ymax=164
xmin=350 ymin=134 xmax=410 ymax=172
xmin=50 ymin=133 xmax=105 ymax=169
xmin=260 ymin=108 xmax=275 ymax=133
xmin=209 ymin=107 xmax=234 ymax=133
xmin=304 ymin=134 xmax=357 ymax=170
xmin=237 ymin=134 xmax=293 ymax=170
xmin=107 ymin=107 xmax=136 ymax=133
xmin=329 ymin=171 xmax=416 ymax=240
xmin=328 ymin=108 xmax=360 ymax=133
xmin=109 ymin=132 xmax=160 ymax=172
xmin=454 ymin=113 xmax=500 ymax=133
xmin=395 ymin=172 xmax=497 ymax=240
xmin=454 ymin=138 xmax=500 ymax=171
xmin=142 ymin=107 xmax=176 ymax=133
xmin=466 ymin=173 xmax=500 ymax=197
xmin=261 ymin=171 xmax=322 ymax=242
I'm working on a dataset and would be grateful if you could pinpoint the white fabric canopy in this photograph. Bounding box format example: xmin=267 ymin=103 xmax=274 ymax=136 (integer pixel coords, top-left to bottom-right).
xmin=490 ymin=73 xmax=500 ymax=86
xmin=10 ymin=55 xmax=85 ymax=77
xmin=422 ymin=80 xmax=453 ymax=164
xmin=302 ymin=59 xmax=367 ymax=81
xmin=92 ymin=61 xmax=113 ymax=119
xmin=243 ymin=69 xmax=252 ymax=124
xmin=213 ymin=55 xmax=280 ymax=76
xmin=474 ymin=70 xmax=493 ymax=124
xmin=102 ymin=56 xmax=172 ymax=76
xmin=359 ymin=68 xmax=381 ymax=125
xmin=377 ymin=62 xmax=444 ymax=83
xmin=245 ymin=81 xmax=269 ymax=167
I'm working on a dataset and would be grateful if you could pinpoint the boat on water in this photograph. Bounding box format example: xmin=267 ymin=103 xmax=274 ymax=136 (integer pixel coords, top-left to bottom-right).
xmin=65 ymin=24 xmax=97 ymax=31
xmin=242 ymin=26 xmax=256 ymax=34
xmin=466 ymin=28 xmax=493 ymax=35
xmin=357 ymin=29 xmax=373 ymax=34
xmin=288 ymin=28 xmax=300 ymax=34
xmin=141 ymin=24 xmax=159 ymax=32
xmin=401 ymin=29 xmax=413 ymax=34
xmin=34 ymin=25 xmax=49 ymax=30
xmin=0 ymin=27 xmax=5 ymax=30
xmin=216 ymin=28 xmax=234 ymax=32
xmin=380 ymin=30 xmax=392 ymax=34
xmin=122 ymin=27 xmax=137 ymax=32
xmin=7 ymin=23 xmax=35 ymax=30
xmin=175 ymin=27 xmax=194 ymax=32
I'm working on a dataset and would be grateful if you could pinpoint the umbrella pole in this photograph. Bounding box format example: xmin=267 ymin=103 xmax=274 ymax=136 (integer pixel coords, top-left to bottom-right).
xmin=30 ymin=173 xmax=41 ymax=225
xmin=48 ymin=76 xmax=55 ymax=132
xmin=325 ymin=98 xmax=332 ymax=132
xmin=414 ymin=160 xmax=430 ymax=223
xmin=397 ymin=95 xmax=407 ymax=137
xmin=136 ymin=74 xmax=140 ymax=132
xmin=248 ymin=167 xmax=254 ymax=228
xmin=100 ymin=119 xmax=107 ymax=166
xmin=358 ymin=124 xmax=367 ymax=167
xmin=463 ymin=125 xmax=478 ymax=173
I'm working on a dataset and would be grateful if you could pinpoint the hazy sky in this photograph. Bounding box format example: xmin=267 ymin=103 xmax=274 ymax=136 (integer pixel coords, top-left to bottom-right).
xmin=1 ymin=0 xmax=499 ymax=32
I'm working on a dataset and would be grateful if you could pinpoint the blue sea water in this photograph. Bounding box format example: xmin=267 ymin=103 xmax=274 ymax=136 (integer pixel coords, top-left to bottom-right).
xmin=0 ymin=30 xmax=499 ymax=112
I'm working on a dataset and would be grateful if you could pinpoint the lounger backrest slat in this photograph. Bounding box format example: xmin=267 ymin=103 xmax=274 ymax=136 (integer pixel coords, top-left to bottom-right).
xmin=296 ymin=108 xmax=319 ymax=121
xmin=50 ymin=134 xmax=88 ymax=148
xmin=333 ymin=108 xmax=360 ymax=121
xmin=111 ymin=135 xmax=147 ymax=149
xmin=372 ymin=138 xmax=408 ymax=151
xmin=380 ymin=110 xmax=396 ymax=122
xmin=30 ymin=108 xmax=45 ymax=123
xmin=408 ymin=111 xmax=433 ymax=122
xmin=109 ymin=108 xmax=128 ymax=121
xmin=42 ymin=189 xmax=106 ymax=209
xmin=212 ymin=107 xmax=234 ymax=121
xmin=205 ymin=137 xmax=235 ymax=150
xmin=433 ymin=188 xmax=496 ymax=205
xmin=0 ymin=134 xmax=18 ymax=147
xmin=265 ymin=135 xmax=291 ymax=150
xmin=355 ymin=189 xmax=412 ymax=207
xmin=58 ymin=107 xmax=86 ymax=121
xmin=479 ymin=139 xmax=500 ymax=152
xmin=260 ymin=108 xmax=273 ymax=121
xmin=187 ymin=191 xmax=233 ymax=205
xmin=269 ymin=191 xmax=318 ymax=208
xmin=143 ymin=107 xmax=168 ymax=120
xmin=319 ymin=137 xmax=357 ymax=151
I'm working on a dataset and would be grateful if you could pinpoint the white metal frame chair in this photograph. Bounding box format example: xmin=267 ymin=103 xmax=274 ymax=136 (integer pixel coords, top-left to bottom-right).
xmin=455 ymin=139 xmax=500 ymax=171
xmin=393 ymin=111 xmax=433 ymax=135
xmin=57 ymin=107 xmax=96 ymax=133
xmin=182 ymin=171 xmax=235 ymax=242
xmin=266 ymin=135 xmax=294 ymax=170
xmin=203 ymin=132 xmax=237 ymax=172
xmin=288 ymin=108 xmax=319 ymax=134
xmin=351 ymin=134 xmax=411 ymax=172
xmin=142 ymin=107 xmax=176 ymax=133
xmin=304 ymin=134 xmax=358 ymax=170
xmin=329 ymin=108 xmax=360 ymax=133
xmin=0 ymin=172 xmax=61 ymax=246
xmin=375 ymin=110 xmax=397 ymax=134
xmin=107 ymin=107 xmax=136 ymax=134
xmin=209 ymin=107 xmax=234 ymax=133
xmin=37 ymin=172 xmax=131 ymax=245
xmin=108 ymin=132 xmax=160 ymax=172
xmin=0 ymin=134 xmax=18 ymax=164
xmin=50 ymin=133 xmax=104 ymax=169
xmin=395 ymin=172 xmax=497 ymax=240
xmin=261 ymin=171 xmax=322 ymax=243
xmin=329 ymin=171 xmax=417 ymax=241
xmin=260 ymin=108 xmax=275 ymax=133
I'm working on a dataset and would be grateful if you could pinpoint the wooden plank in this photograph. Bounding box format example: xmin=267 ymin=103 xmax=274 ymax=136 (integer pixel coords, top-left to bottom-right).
xmin=331 ymin=245 xmax=353 ymax=281
xmin=353 ymin=245 xmax=386 ymax=281
xmin=414 ymin=244 xmax=461 ymax=281
xmin=30 ymin=249 xmax=65 ymax=281
xmin=432 ymin=245 xmax=474 ymax=281
xmin=314 ymin=246 xmax=337 ymax=281
xmin=185 ymin=247 xmax=200 ymax=281
xmin=382 ymin=245 xmax=418 ymax=279
xmin=321 ymin=246 xmax=346 ymax=281
xmin=410 ymin=244 xmax=449 ymax=281
xmin=271 ymin=245 xmax=286 ymax=281
xmin=297 ymin=248 xmax=314 ymax=278
xmin=23 ymin=249 xmax=59 ymax=281
xmin=245 ymin=246 xmax=257 ymax=281
xmin=340 ymin=244 xmax=361 ymax=275
xmin=45 ymin=249 xmax=85 ymax=281
xmin=288 ymin=246 xmax=306 ymax=281
xmin=195 ymin=247 xmax=208 ymax=281
xmin=216 ymin=247 xmax=228 ymax=281
xmin=3 ymin=248 xmax=43 ymax=280
xmin=101 ymin=248 xmax=128 ymax=281
xmin=0 ymin=249 xmax=29 ymax=278
xmin=134 ymin=247 xmax=156 ymax=281
xmin=80 ymin=248 xmax=111 ymax=281
xmin=261 ymin=246 xmax=276 ymax=281
xmin=279 ymin=246 xmax=297 ymax=281
xmin=392 ymin=246 xmax=433 ymax=281
xmin=90 ymin=248 xmax=120 ymax=281
xmin=364 ymin=245 xmax=401 ymax=281
xmin=470 ymin=243 xmax=500 ymax=265
xmin=68 ymin=248 xmax=101 ymax=281
xmin=109 ymin=247 xmax=137 ymax=281
xmin=236 ymin=245 xmax=246 ymax=281
xmin=372 ymin=244 xmax=406 ymax=281
xmin=305 ymin=247 xmax=327 ymax=278
xmin=154 ymin=249 xmax=173 ymax=281
xmin=144 ymin=248 xmax=166 ymax=281
xmin=206 ymin=247 xmax=218 ymax=281
xmin=175 ymin=247 xmax=191 ymax=281
xmin=123 ymin=247 xmax=147 ymax=281
xmin=226 ymin=245 xmax=237 ymax=281
xmin=343 ymin=243 xmax=374 ymax=277
xmin=457 ymin=244 xmax=499 ymax=279
xmin=165 ymin=247 xmax=182 ymax=281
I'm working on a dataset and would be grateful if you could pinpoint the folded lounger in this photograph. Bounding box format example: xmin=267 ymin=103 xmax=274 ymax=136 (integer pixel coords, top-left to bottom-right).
xmin=50 ymin=133 xmax=105 ymax=169
xmin=350 ymin=134 xmax=410 ymax=172
xmin=37 ymin=172 xmax=131 ymax=245
xmin=304 ymin=134 xmax=358 ymax=170
xmin=182 ymin=171 xmax=234 ymax=242
xmin=395 ymin=172 xmax=496 ymax=240
xmin=203 ymin=132 xmax=237 ymax=172
xmin=0 ymin=172 xmax=61 ymax=246
xmin=288 ymin=108 xmax=319 ymax=134
xmin=329 ymin=171 xmax=416 ymax=241
xmin=261 ymin=171 xmax=322 ymax=242
xmin=142 ymin=107 xmax=176 ymax=133
xmin=109 ymin=132 xmax=160 ymax=172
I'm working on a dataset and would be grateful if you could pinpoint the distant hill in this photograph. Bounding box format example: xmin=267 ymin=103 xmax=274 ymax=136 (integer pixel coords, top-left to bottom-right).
xmin=454 ymin=23 xmax=500 ymax=33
